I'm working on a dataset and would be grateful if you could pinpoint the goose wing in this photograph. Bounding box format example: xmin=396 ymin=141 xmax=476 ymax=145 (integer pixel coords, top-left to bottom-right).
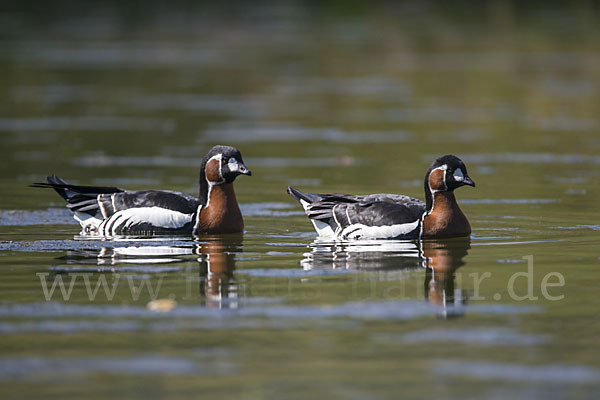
xmin=32 ymin=175 xmax=199 ymax=219
xmin=32 ymin=176 xmax=200 ymax=233
xmin=294 ymin=189 xmax=425 ymax=239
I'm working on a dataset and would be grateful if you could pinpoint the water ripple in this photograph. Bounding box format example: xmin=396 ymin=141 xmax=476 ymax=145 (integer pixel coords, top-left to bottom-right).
xmin=0 ymin=208 xmax=74 ymax=226
xmin=0 ymin=117 xmax=174 ymax=133
xmin=236 ymin=268 xmax=354 ymax=277
xmin=49 ymin=265 xmax=183 ymax=273
xmin=0 ymin=300 xmax=540 ymax=321
xmin=551 ymin=225 xmax=600 ymax=231
xmin=462 ymin=199 xmax=558 ymax=205
xmin=434 ymin=360 xmax=600 ymax=384
xmin=0 ymin=355 xmax=228 ymax=382
xmin=375 ymin=328 xmax=550 ymax=346
xmin=204 ymin=121 xmax=413 ymax=143
xmin=455 ymin=153 xmax=600 ymax=165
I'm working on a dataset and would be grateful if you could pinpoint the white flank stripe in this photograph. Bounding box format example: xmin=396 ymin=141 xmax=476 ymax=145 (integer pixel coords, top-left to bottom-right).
xmin=312 ymin=219 xmax=336 ymax=239
xmin=345 ymin=208 xmax=352 ymax=225
xmin=299 ymin=199 xmax=311 ymax=211
xmin=340 ymin=220 xmax=420 ymax=240
xmin=97 ymin=194 xmax=108 ymax=218
xmin=111 ymin=207 xmax=192 ymax=232
xmin=332 ymin=205 xmax=342 ymax=234
xmin=86 ymin=207 xmax=194 ymax=235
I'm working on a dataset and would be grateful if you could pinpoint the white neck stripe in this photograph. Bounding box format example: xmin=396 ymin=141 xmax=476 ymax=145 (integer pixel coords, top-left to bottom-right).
xmin=421 ymin=165 xmax=448 ymax=238
xmin=428 ymin=165 xmax=448 ymax=194
xmin=205 ymin=154 xmax=225 ymax=191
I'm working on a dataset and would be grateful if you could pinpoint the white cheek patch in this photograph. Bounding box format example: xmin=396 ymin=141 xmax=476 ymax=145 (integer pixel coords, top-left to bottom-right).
xmin=228 ymin=158 xmax=239 ymax=172
xmin=453 ymin=169 xmax=465 ymax=182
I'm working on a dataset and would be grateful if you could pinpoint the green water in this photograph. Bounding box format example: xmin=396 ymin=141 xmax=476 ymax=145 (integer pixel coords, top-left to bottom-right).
xmin=1 ymin=2 xmax=600 ymax=399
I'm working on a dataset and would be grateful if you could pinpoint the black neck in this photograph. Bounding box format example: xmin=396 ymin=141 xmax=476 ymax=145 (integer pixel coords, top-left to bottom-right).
xmin=199 ymin=162 xmax=209 ymax=207
xmin=424 ymin=174 xmax=433 ymax=212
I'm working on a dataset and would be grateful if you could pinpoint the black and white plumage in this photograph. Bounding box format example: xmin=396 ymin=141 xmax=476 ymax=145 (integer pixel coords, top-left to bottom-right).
xmin=32 ymin=145 xmax=251 ymax=236
xmin=288 ymin=154 xmax=475 ymax=240
xmin=288 ymin=189 xmax=425 ymax=240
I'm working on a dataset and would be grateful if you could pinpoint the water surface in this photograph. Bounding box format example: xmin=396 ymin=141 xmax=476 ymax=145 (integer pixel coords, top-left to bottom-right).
xmin=1 ymin=2 xmax=600 ymax=399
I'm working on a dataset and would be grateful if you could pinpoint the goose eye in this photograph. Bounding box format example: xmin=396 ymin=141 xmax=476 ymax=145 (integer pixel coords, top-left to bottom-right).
xmin=228 ymin=157 xmax=239 ymax=171
xmin=453 ymin=168 xmax=464 ymax=182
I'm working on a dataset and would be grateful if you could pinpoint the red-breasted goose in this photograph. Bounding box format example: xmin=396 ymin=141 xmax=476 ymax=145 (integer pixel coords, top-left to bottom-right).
xmin=32 ymin=145 xmax=251 ymax=236
xmin=288 ymin=154 xmax=475 ymax=240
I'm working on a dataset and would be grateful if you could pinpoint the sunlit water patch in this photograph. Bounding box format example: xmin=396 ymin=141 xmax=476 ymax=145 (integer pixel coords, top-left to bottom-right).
xmin=551 ymin=224 xmax=600 ymax=231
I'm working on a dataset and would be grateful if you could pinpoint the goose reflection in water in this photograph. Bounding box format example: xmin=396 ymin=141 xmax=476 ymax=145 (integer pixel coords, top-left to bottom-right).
xmin=62 ymin=235 xmax=243 ymax=309
xmin=302 ymin=238 xmax=471 ymax=318
xmin=64 ymin=241 xmax=195 ymax=265
xmin=422 ymin=239 xmax=470 ymax=318
xmin=196 ymin=235 xmax=243 ymax=309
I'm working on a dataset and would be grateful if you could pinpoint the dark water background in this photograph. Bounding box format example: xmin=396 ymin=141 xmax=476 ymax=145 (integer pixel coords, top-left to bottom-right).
xmin=1 ymin=2 xmax=599 ymax=399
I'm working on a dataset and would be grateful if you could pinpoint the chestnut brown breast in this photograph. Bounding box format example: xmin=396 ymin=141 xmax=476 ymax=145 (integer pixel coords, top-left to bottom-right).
xmin=423 ymin=192 xmax=471 ymax=239
xmin=196 ymin=183 xmax=244 ymax=234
